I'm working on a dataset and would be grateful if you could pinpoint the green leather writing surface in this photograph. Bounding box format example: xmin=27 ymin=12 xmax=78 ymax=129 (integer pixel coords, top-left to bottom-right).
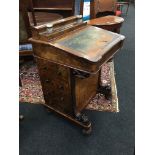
xmin=57 ymin=26 xmax=114 ymax=54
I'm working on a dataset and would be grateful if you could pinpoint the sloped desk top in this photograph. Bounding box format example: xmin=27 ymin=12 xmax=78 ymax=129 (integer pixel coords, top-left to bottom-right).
xmin=30 ymin=16 xmax=125 ymax=73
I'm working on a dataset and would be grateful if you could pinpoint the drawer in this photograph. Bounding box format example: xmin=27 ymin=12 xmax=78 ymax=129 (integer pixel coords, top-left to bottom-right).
xmin=36 ymin=58 xmax=69 ymax=82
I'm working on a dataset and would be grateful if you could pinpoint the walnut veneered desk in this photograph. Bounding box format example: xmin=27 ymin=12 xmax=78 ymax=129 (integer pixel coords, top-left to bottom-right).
xmin=30 ymin=16 xmax=125 ymax=134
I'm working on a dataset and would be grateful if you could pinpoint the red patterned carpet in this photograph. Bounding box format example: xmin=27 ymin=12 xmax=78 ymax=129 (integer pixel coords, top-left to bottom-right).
xmin=19 ymin=61 xmax=119 ymax=112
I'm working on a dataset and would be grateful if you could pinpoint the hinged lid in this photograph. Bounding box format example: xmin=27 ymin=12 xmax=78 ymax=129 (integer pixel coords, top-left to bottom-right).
xmin=30 ymin=16 xmax=125 ymax=73
xmin=52 ymin=26 xmax=124 ymax=62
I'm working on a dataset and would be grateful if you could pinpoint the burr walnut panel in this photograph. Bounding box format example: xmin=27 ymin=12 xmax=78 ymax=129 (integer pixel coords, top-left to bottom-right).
xmin=36 ymin=58 xmax=73 ymax=115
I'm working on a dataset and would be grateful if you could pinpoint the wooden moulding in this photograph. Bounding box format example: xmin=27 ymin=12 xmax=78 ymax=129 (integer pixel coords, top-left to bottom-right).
xmin=19 ymin=50 xmax=33 ymax=56
xmin=31 ymin=16 xmax=83 ymax=34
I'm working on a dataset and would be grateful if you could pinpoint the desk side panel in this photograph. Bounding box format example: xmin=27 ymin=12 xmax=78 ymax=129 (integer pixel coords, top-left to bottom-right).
xmin=75 ymin=72 xmax=99 ymax=113
xmin=36 ymin=58 xmax=74 ymax=115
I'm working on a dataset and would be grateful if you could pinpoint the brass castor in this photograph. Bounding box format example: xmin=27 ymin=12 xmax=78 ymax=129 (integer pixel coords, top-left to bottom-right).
xmin=82 ymin=127 xmax=92 ymax=135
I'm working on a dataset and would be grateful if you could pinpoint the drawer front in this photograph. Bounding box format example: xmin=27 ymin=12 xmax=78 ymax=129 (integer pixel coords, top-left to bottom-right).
xmin=36 ymin=58 xmax=69 ymax=82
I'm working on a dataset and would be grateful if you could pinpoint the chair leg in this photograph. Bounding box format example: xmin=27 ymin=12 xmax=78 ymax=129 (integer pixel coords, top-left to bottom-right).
xmin=126 ymin=4 xmax=130 ymax=15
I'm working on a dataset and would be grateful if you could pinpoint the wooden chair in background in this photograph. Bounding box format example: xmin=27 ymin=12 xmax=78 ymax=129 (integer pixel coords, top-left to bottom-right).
xmin=116 ymin=0 xmax=130 ymax=15
xmin=80 ymin=0 xmax=117 ymax=19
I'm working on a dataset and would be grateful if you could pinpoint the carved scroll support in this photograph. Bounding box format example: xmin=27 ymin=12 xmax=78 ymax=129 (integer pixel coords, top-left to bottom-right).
xmin=71 ymin=69 xmax=92 ymax=134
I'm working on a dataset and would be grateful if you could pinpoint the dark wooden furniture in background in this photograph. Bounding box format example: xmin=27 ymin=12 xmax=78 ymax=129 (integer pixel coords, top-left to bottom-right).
xmin=117 ymin=0 xmax=130 ymax=15
xmin=20 ymin=0 xmax=74 ymax=56
xmin=80 ymin=0 xmax=124 ymax=33
xmin=20 ymin=0 xmax=64 ymax=27
xmin=80 ymin=0 xmax=117 ymax=19
xmin=19 ymin=0 xmax=34 ymax=56
xmin=32 ymin=0 xmax=75 ymax=18
xmin=30 ymin=16 xmax=125 ymax=134
xmin=94 ymin=0 xmax=117 ymax=17
xmin=87 ymin=15 xmax=124 ymax=33
xmin=19 ymin=0 xmax=76 ymax=40
xmin=19 ymin=0 xmax=34 ymax=116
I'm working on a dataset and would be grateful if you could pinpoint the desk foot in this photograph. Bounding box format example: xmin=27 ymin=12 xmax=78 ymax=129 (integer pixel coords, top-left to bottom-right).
xmin=43 ymin=104 xmax=92 ymax=133
xmin=82 ymin=126 xmax=92 ymax=135
xmin=75 ymin=113 xmax=90 ymax=126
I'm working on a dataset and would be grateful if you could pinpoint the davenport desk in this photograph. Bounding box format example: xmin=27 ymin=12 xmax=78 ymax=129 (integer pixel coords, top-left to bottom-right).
xmin=30 ymin=16 xmax=125 ymax=134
